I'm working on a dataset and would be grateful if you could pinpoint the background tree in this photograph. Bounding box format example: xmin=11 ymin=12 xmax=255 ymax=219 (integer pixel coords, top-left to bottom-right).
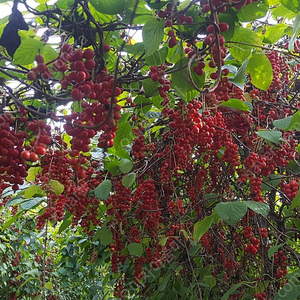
xmin=1 ymin=0 xmax=300 ymax=299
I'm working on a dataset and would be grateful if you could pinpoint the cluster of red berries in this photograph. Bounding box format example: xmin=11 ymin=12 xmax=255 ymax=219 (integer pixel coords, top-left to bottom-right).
xmin=280 ymin=179 xmax=299 ymax=200
xmin=27 ymin=54 xmax=52 ymax=81
xmin=0 ymin=113 xmax=28 ymax=190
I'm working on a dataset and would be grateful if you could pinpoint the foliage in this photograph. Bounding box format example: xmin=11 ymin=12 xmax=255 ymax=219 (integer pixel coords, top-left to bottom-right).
xmin=0 ymin=0 xmax=300 ymax=299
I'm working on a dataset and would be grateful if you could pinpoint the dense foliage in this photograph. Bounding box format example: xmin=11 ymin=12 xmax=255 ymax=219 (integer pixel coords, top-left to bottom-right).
xmin=1 ymin=0 xmax=300 ymax=299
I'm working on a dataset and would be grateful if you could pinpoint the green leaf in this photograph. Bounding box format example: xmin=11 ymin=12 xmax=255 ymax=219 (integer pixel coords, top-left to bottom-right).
xmin=44 ymin=282 xmax=53 ymax=290
xmin=262 ymin=175 xmax=283 ymax=191
xmin=288 ymin=14 xmax=300 ymax=51
xmin=114 ymin=122 xmax=133 ymax=149
xmin=193 ymin=215 xmax=214 ymax=243
xmin=119 ymin=159 xmax=133 ymax=173
xmin=134 ymin=96 xmax=152 ymax=113
xmin=89 ymin=0 xmax=129 ymax=14
xmin=158 ymin=275 xmax=170 ymax=291
xmin=273 ymin=116 xmax=293 ymax=130
xmin=256 ymin=130 xmax=282 ymax=145
xmin=24 ymin=185 xmax=43 ymax=199
xmin=171 ymin=58 xmax=205 ymax=102
xmin=20 ymin=197 xmax=45 ymax=210
xmin=279 ymin=0 xmax=300 ymax=14
xmin=128 ymin=243 xmax=143 ymax=257
xmin=237 ymin=0 xmax=269 ymax=22
xmin=215 ymin=202 xmax=247 ymax=226
xmin=145 ymin=47 xmax=168 ymax=66
xmin=122 ymin=172 xmax=136 ymax=187
xmin=291 ymin=190 xmax=300 ymax=209
xmin=274 ymin=282 xmax=300 ymax=300
xmin=14 ymin=38 xmax=44 ymax=65
xmin=93 ymin=228 xmax=113 ymax=245
xmin=220 ymin=98 xmax=251 ymax=111
xmin=285 ymin=111 xmax=300 ymax=131
xmin=94 ymin=180 xmax=112 ymax=200
xmin=246 ymin=53 xmax=273 ymax=91
xmin=42 ymin=45 xmax=58 ymax=63
xmin=58 ymin=213 xmax=73 ymax=234
xmin=50 ymin=180 xmax=64 ymax=195
xmin=142 ymin=18 xmax=165 ymax=56
xmin=143 ymin=78 xmax=159 ymax=97
xmin=233 ymin=56 xmax=250 ymax=83
xmin=230 ymin=27 xmax=262 ymax=62
xmin=268 ymin=244 xmax=285 ymax=259
xmin=218 ymin=9 xmax=238 ymax=41
xmin=271 ymin=5 xmax=296 ymax=20
xmin=263 ymin=23 xmax=289 ymax=44
xmin=203 ymin=275 xmax=216 ymax=288
xmin=5 ymin=196 xmax=26 ymax=207
xmin=26 ymin=167 xmax=42 ymax=181
xmin=2 ymin=210 xmax=23 ymax=230
xmin=243 ymin=201 xmax=270 ymax=217
xmin=221 ymin=282 xmax=244 ymax=300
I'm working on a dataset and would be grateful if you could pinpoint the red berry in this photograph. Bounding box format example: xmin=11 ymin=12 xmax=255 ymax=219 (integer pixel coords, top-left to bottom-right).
xmin=84 ymin=59 xmax=96 ymax=70
xmin=71 ymin=88 xmax=83 ymax=101
xmin=103 ymin=43 xmax=111 ymax=53
xmin=207 ymin=25 xmax=215 ymax=33
xmin=35 ymin=146 xmax=46 ymax=155
xmin=83 ymin=48 xmax=94 ymax=59
xmin=27 ymin=70 xmax=37 ymax=81
xmin=204 ymin=35 xmax=213 ymax=46
xmin=151 ymin=73 xmax=159 ymax=81
xmin=35 ymin=54 xmax=44 ymax=64
xmin=61 ymin=43 xmax=73 ymax=53
xmin=29 ymin=152 xmax=39 ymax=162
xmin=219 ymin=22 xmax=229 ymax=32
xmin=20 ymin=150 xmax=31 ymax=161
xmin=168 ymin=30 xmax=175 ymax=37
xmin=168 ymin=37 xmax=177 ymax=48
xmin=76 ymin=71 xmax=86 ymax=83
xmin=74 ymin=61 xmax=85 ymax=71
xmin=165 ymin=19 xmax=172 ymax=27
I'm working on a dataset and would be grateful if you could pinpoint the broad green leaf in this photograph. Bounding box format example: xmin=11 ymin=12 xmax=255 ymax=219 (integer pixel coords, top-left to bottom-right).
xmin=246 ymin=53 xmax=273 ymax=90
xmin=90 ymin=0 xmax=129 ymax=14
xmin=94 ymin=180 xmax=112 ymax=200
xmin=230 ymin=27 xmax=262 ymax=62
xmin=285 ymin=111 xmax=300 ymax=131
xmin=58 ymin=213 xmax=73 ymax=234
xmin=50 ymin=180 xmax=64 ymax=195
xmin=114 ymin=122 xmax=133 ymax=149
xmin=193 ymin=215 xmax=214 ymax=243
xmin=159 ymin=236 xmax=169 ymax=246
xmin=26 ymin=167 xmax=42 ymax=181
xmin=262 ymin=175 xmax=283 ymax=191
xmin=142 ymin=18 xmax=165 ymax=56
xmin=43 ymin=45 xmax=58 ymax=63
xmin=256 ymin=130 xmax=282 ymax=145
xmin=158 ymin=275 xmax=170 ymax=291
xmin=279 ymin=0 xmax=300 ymax=14
xmin=237 ymin=0 xmax=269 ymax=22
xmin=128 ymin=243 xmax=143 ymax=257
xmin=134 ymin=96 xmax=152 ymax=113
xmin=233 ymin=56 xmax=250 ymax=83
xmin=122 ymin=172 xmax=136 ymax=187
xmin=291 ymin=190 xmax=300 ymax=209
xmin=243 ymin=201 xmax=270 ymax=217
xmin=5 ymin=196 xmax=26 ymax=207
xmin=143 ymin=78 xmax=159 ymax=97
xmin=2 ymin=210 xmax=23 ymax=230
xmin=20 ymin=197 xmax=45 ymax=210
xmin=273 ymin=116 xmax=293 ymax=130
xmin=274 ymin=283 xmax=300 ymax=300
xmin=220 ymin=98 xmax=251 ymax=112
xmin=221 ymin=282 xmax=244 ymax=300
xmin=24 ymin=185 xmax=43 ymax=199
xmin=44 ymin=282 xmax=53 ymax=290
xmin=14 ymin=38 xmax=44 ymax=65
xmin=93 ymin=228 xmax=113 ymax=245
xmin=271 ymin=5 xmax=296 ymax=20
xmin=119 ymin=159 xmax=133 ymax=173
xmin=145 ymin=47 xmax=168 ymax=66
xmin=263 ymin=23 xmax=289 ymax=44
xmin=203 ymin=275 xmax=216 ymax=288
xmin=288 ymin=14 xmax=300 ymax=52
xmin=171 ymin=58 xmax=205 ymax=102
xmin=104 ymin=159 xmax=120 ymax=175
xmin=268 ymin=243 xmax=285 ymax=259
xmin=215 ymin=202 xmax=247 ymax=226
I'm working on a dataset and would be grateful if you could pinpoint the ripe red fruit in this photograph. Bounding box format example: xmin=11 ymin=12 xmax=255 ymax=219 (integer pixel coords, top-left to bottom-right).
xmin=61 ymin=43 xmax=73 ymax=53
xmin=165 ymin=19 xmax=172 ymax=27
xmin=207 ymin=25 xmax=215 ymax=33
xmin=76 ymin=71 xmax=86 ymax=83
xmin=29 ymin=152 xmax=39 ymax=162
xmin=35 ymin=54 xmax=44 ymax=64
xmin=168 ymin=30 xmax=175 ymax=37
xmin=204 ymin=35 xmax=213 ymax=46
xmin=168 ymin=37 xmax=177 ymax=48
xmin=202 ymin=4 xmax=210 ymax=13
xmin=69 ymin=49 xmax=83 ymax=61
xmin=71 ymin=88 xmax=83 ymax=101
xmin=27 ymin=70 xmax=37 ymax=81
xmin=36 ymin=63 xmax=47 ymax=72
xmin=151 ymin=73 xmax=159 ymax=81
xmin=81 ymin=84 xmax=92 ymax=94
xmin=83 ymin=48 xmax=94 ymax=59
xmin=20 ymin=150 xmax=31 ymax=161
xmin=38 ymin=135 xmax=51 ymax=144
xmin=35 ymin=146 xmax=46 ymax=155
xmin=74 ymin=61 xmax=85 ymax=71
xmin=219 ymin=22 xmax=229 ymax=32
xmin=103 ymin=43 xmax=111 ymax=53
xmin=186 ymin=16 xmax=193 ymax=24
xmin=84 ymin=59 xmax=96 ymax=70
